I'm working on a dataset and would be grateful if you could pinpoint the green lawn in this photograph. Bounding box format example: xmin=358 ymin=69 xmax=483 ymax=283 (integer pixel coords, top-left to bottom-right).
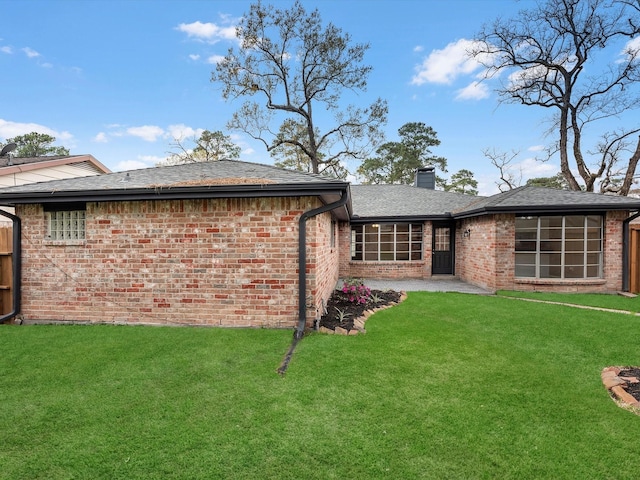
xmin=498 ymin=289 xmax=640 ymax=312
xmin=2 ymin=293 xmax=640 ymax=479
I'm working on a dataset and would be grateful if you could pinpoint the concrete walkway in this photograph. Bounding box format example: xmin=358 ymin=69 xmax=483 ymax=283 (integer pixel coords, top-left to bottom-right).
xmin=340 ymin=277 xmax=494 ymax=295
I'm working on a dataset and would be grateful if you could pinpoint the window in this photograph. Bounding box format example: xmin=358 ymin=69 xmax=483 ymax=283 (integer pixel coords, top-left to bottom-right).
xmin=45 ymin=204 xmax=86 ymax=240
xmin=515 ymin=215 xmax=603 ymax=279
xmin=351 ymin=223 xmax=422 ymax=261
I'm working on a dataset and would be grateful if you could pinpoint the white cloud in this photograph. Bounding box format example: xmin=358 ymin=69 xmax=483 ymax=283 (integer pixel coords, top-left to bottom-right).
xmin=455 ymin=81 xmax=489 ymax=100
xmin=22 ymin=47 xmax=40 ymax=58
xmin=114 ymin=155 xmax=164 ymax=171
xmin=189 ymin=54 xmax=201 ymax=61
xmin=411 ymin=39 xmax=484 ymax=85
xmin=620 ymin=37 xmax=640 ymax=61
xmin=113 ymin=159 xmax=152 ymax=171
xmin=206 ymin=54 xmax=225 ymax=64
xmin=518 ymin=157 xmax=557 ymax=178
xmin=507 ymin=64 xmax=551 ymax=90
xmin=1 ymin=46 xmax=12 ymax=54
xmin=56 ymin=130 xmax=74 ymax=142
xmin=0 ymin=119 xmax=70 ymax=141
xmin=527 ymin=144 xmax=545 ymax=152
xmin=126 ymin=125 xmax=164 ymax=142
xmin=166 ymin=124 xmax=202 ymax=140
xmin=413 ymin=45 xmax=424 ymax=53
xmin=176 ymin=20 xmax=237 ymax=43
xmin=93 ymin=132 xmax=108 ymax=143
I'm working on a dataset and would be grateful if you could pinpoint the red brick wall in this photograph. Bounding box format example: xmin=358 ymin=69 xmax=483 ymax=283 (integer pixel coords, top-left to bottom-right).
xmin=307 ymin=213 xmax=340 ymax=323
xmin=337 ymin=222 xmax=429 ymax=279
xmin=456 ymin=214 xmax=513 ymax=291
xmin=457 ymin=212 xmax=628 ymax=293
xmin=17 ymin=196 xmax=336 ymax=328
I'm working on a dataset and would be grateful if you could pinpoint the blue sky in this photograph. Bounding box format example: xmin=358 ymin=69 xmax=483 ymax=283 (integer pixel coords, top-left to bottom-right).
xmin=1 ymin=0 xmax=636 ymax=195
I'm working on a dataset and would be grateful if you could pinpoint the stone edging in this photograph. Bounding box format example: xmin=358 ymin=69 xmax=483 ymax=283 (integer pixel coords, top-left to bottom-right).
xmin=318 ymin=292 xmax=408 ymax=336
xmin=602 ymin=366 xmax=640 ymax=413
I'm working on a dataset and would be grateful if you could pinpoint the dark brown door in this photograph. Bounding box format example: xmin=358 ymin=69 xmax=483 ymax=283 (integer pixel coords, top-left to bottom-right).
xmin=432 ymin=225 xmax=454 ymax=275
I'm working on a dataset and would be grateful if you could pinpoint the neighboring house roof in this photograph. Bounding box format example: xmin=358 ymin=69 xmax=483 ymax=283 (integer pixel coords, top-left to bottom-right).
xmin=0 ymin=159 xmax=352 ymax=220
xmin=350 ymin=184 xmax=481 ymax=221
xmin=0 ymin=154 xmax=110 ymax=187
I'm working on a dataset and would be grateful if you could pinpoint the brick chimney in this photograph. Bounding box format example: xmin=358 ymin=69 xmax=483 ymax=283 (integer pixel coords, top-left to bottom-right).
xmin=414 ymin=166 xmax=435 ymax=189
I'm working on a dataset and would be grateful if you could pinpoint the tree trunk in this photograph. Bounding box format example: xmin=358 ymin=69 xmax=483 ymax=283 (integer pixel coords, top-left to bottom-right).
xmin=620 ymin=136 xmax=640 ymax=196
xmin=559 ymin=109 xmax=581 ymax=190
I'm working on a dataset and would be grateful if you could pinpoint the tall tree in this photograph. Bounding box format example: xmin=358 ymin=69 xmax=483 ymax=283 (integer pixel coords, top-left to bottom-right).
xmin=443 ymin=169 xmax=479 ymax=195
xmin=211 ymin=0 xmax=387 ymax=176
xmin=7 ymin=132 xmax=69 ymax=157
xmin=483 ymin=147 xmax=522 ymax=192
xmin=268 ymin=118 xmax=348 ymax=178
xmin=161 ymin=130 xmax=240 ymax=165
xmin=472 ymin=0 xmax=640 ymax=195
xmin=357 ymin=122 xmax=447 ymax=184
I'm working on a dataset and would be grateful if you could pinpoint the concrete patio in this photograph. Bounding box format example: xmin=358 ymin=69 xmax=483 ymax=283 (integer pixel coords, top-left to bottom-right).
xmin=339 ymin=277 xmax=494 ymax=295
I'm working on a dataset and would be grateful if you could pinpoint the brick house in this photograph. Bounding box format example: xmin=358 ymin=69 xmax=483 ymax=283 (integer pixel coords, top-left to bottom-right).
xmin=0 ymin=160 xmax=639 ymax=333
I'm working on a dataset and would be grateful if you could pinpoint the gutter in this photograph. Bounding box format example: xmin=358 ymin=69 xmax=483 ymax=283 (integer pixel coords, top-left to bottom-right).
xmin=0 ymin=209 xmax=20 ymax=323
xmin=295 ymin=189 xmax=349 ymax=340
xmin=0 ymin=182 xmax=351 ymax=206
xmin=622 ymin=211 xmax=640 ymax=292
xmin=454 ymin=204 xmax=640 ymax=220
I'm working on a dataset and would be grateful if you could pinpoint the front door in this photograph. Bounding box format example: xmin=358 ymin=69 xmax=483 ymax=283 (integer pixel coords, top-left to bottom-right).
xmin=432 ymin=224 xmax=454 ymax=275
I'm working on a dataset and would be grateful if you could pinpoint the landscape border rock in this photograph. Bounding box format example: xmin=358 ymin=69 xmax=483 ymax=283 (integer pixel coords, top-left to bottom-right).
xmin=318 ymin=292 xmax=407 ymax=336
xmin=602 ymin=366 xmax=640 ymax=413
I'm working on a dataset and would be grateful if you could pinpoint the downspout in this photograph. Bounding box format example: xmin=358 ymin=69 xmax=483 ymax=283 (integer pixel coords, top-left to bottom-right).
xmin=0 ymin=209 xmax=21 ymax=323
xmin=296 ymin=190 xmax=349 ymax=340
xmin=622 ymin=211 xmax=640 ymax=292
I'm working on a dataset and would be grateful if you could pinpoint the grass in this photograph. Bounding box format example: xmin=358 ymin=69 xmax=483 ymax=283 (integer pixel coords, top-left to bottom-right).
xmin=2 ymin=293 xmax=640 ymax=479
xmin=498 ymin=289 xmax=640 ymax=312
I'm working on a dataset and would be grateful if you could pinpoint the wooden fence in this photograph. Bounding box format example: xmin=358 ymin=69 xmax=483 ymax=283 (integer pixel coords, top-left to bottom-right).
xmin=0 ymin=226 xmax=13 ymax=316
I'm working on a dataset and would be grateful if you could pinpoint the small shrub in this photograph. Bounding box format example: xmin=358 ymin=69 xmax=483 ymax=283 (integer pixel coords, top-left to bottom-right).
xmin=341 ymin=278 xmax=371 ymax=304
xmin=334 ymin=307 xmax=351 ymax=323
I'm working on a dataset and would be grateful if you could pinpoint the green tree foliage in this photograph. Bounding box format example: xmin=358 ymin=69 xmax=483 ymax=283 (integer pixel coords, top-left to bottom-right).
xmin=526 ymin=173 xmax=569 ymax=190
xmin=269 ymin=119 xmax=349 ymax=179
xmin=443 ymin=169 xmax=479 ymax=195
xmin=473 ymin=0 xmax=640 ymax=195
xmin=212 ymin=0 xmax=387 ymax=176
xmin=162 ymin=130 xmax=240 ymax=165
xmin=6 ymin=132 xmax=69 ymax=157
xmin=357 ymin=122 xmax=447 ymax=184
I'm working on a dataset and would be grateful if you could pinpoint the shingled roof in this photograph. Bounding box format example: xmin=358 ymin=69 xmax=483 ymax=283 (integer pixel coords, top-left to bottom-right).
xmin=0 ymin=159 xmax=639 ymax=220
xmin=454 ymin=185 xmax=640 ymax=218
xmin=0 ymin=159 xmax=352 ymax=218
xmin=349 ymin=184 xmax=640 ymax=220
xmin=350 ymin=184 xmax=480 ymax=220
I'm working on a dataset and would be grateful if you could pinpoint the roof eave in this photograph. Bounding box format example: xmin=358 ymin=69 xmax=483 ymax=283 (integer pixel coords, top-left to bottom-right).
xmin=0 ymin=182 xmax=354 ymax=220
xmin=0 ymin=182 xmax=350 ymax=206
xmin=350 ymin=213 xmax=453 ymax=223
xmin=454 ymin=203 xmax=640 ymax=219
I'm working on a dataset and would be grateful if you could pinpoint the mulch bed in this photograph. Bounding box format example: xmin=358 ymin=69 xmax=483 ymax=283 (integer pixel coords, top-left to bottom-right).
xmin=318 ymin=289 xmax=402 ymax=332
xmin=618 ymin=367 xmax=640 ymax=402
xmin=602 ymin=366 xmax=640 ymax=413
